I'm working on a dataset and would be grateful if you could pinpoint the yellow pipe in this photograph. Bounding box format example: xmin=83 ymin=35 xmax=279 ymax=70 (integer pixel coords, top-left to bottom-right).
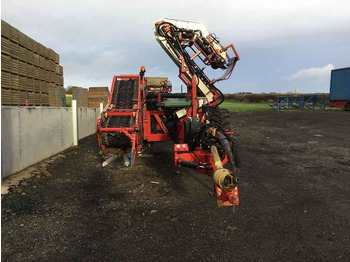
xmin=210 ymin=145 xmax=223 ymax=169
xmin=210 ymin=145 xmax=235 ymax=190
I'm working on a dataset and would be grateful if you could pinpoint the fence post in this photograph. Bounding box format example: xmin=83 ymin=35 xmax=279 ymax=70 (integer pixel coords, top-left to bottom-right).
xmin=72 ymin=100 xmax=78 ymax=146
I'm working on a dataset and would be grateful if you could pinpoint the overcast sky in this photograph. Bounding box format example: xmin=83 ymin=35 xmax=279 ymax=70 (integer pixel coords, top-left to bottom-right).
xmin=2 ymin=0 xmax=350 ymax=93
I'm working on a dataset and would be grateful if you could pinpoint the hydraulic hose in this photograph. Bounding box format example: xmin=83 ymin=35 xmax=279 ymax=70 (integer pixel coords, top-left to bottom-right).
xmin=217 ymin=130 xmax=235 ymax=168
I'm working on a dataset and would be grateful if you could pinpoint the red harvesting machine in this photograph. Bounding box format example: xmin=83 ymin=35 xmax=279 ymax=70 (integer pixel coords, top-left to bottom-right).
xmin=96 ymin=18 xmax=241 ymax=206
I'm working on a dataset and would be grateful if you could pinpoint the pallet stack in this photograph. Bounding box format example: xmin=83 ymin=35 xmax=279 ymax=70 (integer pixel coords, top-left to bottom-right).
xmin=88 ymin=87 xmax=109 ymax=108
xmin=49 ymin=87 xmax=66 ymax=107
xmin=1 ymin=20 xmax=64 ymax=106
xmin=71 ymin=86 xmax=88 ymax=107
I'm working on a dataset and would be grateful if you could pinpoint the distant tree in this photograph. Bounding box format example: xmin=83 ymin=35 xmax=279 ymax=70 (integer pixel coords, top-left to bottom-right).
xmin=65 ymin=85 xmax=74 ymax=94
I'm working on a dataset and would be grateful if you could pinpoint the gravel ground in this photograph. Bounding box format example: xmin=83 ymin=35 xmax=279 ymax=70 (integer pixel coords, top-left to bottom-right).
xmin=2 ymin=110 xmax=350 ymax=262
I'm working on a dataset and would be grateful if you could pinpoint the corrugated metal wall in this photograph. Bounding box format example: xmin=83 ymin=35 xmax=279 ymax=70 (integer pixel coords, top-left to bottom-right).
xmin=330 ymin=67 xmax=350 ymax=101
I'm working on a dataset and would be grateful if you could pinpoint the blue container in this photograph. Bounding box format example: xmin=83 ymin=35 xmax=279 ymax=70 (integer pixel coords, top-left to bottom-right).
xmin=330 ymin=67 xmax=350 ymax=101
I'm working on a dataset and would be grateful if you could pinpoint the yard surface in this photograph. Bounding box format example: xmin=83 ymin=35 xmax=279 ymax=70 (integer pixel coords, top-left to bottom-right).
xmin=221 ymin=101 xmax=271 ymax=112
xmin=2 ymin=110 xmax=350 ymax=261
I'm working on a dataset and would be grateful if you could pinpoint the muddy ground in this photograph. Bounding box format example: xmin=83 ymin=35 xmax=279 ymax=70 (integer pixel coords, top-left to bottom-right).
xmin=2 ymin=110 xmax=350 ymax=261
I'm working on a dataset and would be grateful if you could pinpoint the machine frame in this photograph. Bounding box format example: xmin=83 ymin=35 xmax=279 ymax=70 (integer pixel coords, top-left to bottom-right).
xmin=97 ymin=18 xmax=241 ymax=206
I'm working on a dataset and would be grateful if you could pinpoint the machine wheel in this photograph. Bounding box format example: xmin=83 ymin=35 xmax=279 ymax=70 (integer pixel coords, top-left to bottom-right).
xmin=210 ymin=107 xmax=231 ymax=129
xmin=210 ymin=107 xmax=241 ymax=169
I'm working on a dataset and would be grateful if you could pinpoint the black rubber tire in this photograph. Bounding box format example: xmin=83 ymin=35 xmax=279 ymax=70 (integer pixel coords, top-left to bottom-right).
xmin=220 ymin=109 xmax=231 ymax=129
xmin=209 ymin=107 xmax=242 ymax=168
xmin=210 ymin=107 xmax=231 ymax=129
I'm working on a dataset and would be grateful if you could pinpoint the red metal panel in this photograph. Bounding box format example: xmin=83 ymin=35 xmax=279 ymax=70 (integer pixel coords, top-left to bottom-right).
xmin=143 ymin=110 xmax=171 ymax=142
xmin=99 ymin=127 xmax=135 ymax=132
xmin=330 ymin=101 xmax=349 ymax=108
xmin=146 ymin=134 xmax=171 ymax=142
xmin=105 ymin=112 xmax=134 ymax=116
xmin=108 ymin=76 xmax=118 ymax=105
xmin=153 ymin=114 xmax=169 ymax=134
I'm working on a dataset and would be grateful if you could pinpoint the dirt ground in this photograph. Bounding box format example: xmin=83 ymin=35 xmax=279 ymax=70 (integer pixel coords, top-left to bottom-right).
xmin=2 ymin=110 xmax=350 ymax=261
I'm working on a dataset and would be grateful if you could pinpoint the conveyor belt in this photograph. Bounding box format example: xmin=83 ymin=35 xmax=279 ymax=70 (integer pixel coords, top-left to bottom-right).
xmin=100 ymin=79 xmax=138 ymax=148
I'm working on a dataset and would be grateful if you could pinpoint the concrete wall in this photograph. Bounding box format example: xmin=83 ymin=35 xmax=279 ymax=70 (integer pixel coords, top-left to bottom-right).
xmin=77 ymin=108 xmax=100 ymax=140
xmin=1 ymin=105 xmax=99 ymax=178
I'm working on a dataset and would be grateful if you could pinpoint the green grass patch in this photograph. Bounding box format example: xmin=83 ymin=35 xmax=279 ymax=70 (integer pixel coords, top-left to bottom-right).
xmin=65 ymin=95 xmax=72 ymax=107
xmin=221 ymin=101 xmax=272 ymax=112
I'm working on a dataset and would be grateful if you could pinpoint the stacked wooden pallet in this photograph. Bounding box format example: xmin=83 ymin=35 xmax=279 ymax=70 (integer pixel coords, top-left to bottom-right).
xmin=71 ymin=86 xmax=88 ymax=107
xmin=88 ymin=87 xmax=109 ymax=108
xmin=49 ymin=85 xmax=65 ymax=107
xmin=1 ymin=20 xmax=64 ymax=106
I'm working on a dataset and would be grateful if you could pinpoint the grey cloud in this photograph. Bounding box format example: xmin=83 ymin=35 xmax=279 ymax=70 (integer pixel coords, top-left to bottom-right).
xmin=2 ymin=0 xmax=350 ymax=92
